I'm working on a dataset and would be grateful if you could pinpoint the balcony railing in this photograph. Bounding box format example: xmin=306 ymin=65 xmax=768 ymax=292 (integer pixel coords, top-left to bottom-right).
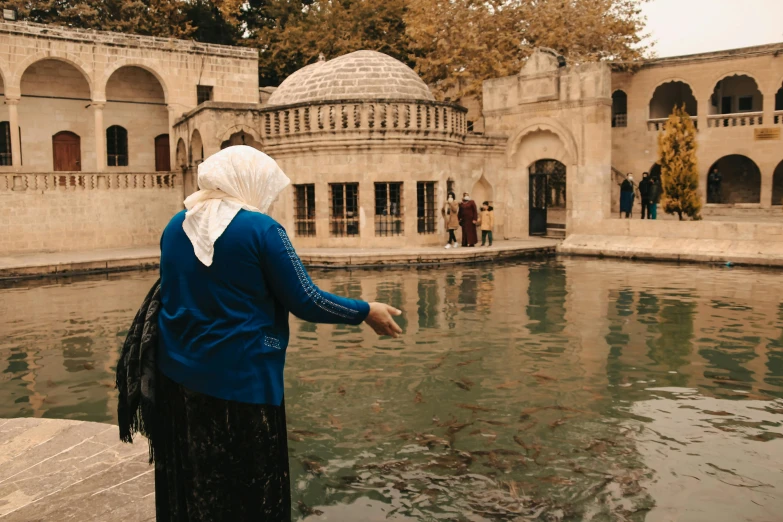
xmin=707 ymin=112 xmax=763 ymax=128
xmin=647 ymin=118 xmax=698 ymax=131
xmin=0 ymin=172 xmax=179 ymax=192
xmin=775 ymin=111 xmax=783 ymax=125
xmin=257 ymin=99 xmax=468 ymax=146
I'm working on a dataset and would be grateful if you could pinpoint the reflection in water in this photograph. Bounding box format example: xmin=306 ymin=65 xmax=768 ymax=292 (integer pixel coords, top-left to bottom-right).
xmin=1 ymin=260 xmax=783 ymax=520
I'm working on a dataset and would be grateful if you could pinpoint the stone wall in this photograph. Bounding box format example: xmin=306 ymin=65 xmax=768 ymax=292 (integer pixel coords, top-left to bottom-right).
xmin=0 ymin=173 xmax=182 ymax=254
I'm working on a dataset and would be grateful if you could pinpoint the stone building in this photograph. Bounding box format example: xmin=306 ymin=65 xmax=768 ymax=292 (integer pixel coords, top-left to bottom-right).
xmin=1 ymin=20 xmax=782 ymax=258
xmin=0 ymin=21 xmax=258 ymax=254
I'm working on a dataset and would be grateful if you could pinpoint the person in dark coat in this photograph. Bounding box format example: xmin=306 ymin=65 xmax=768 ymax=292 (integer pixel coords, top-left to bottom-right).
xmin=619 ymin=173 xmax=635 ymax=218
xmin=648 ymin=175 xmax=662 ymax=220
xmin=458 ymin=192 xmax=478 ymax=247
xmin=708 ymin=167 xmax=722 ymax=203
xmin=638 ymin=171 xmax=652 ymax=219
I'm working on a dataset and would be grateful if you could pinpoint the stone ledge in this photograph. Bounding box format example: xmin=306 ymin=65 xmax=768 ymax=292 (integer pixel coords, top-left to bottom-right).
xmin=0 ymin=240 xmax=559 ymax=281
xmin=558 ymin=234 xmax=783 ymax=267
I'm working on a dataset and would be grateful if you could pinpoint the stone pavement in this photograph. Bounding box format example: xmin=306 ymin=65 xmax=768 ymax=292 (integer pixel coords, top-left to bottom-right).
xmin=0 ymin=239 xmax=559 ymax=280
xmin=0 ymin=418 xmax=154 ymax=521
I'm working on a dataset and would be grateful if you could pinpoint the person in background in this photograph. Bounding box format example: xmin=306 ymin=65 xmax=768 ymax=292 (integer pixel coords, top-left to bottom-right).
xmin=478 ymin=201 xmax=494 ymax=247
xmin=458 ymin=192 xmax=479 ymax=247
xmin=638 ymin=171 xmax=652 ymax=219
xmin=648 ymin=174 xmax=662 ymax=220
xmin=619 ymin=173 xmax=635 ymax=219
xmin=154 ymin=146 xmax=402 ymax=522
xmin=442 ymin=191 xmax=460 ymax=249
xmin=708 ymin=167 xmax=722 ymax=203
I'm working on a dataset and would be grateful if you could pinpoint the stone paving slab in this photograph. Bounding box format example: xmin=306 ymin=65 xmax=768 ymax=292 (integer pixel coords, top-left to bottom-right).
xmin=559 ymin=234 xmax=783 ymax=267
xmin=0 ymin=418 xmax=154 ymax=521
xmin=0 ymin=239 xmax=559 ymax=280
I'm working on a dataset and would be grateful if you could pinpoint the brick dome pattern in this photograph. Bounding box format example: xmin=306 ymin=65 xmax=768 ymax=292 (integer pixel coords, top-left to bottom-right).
xmin=266 ymin=50 xmax=434 ymax=106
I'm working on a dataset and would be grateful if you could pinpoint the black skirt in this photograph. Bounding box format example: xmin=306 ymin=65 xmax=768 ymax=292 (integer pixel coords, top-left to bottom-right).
xmin=153 ymin=371 xmax=291 ymax=522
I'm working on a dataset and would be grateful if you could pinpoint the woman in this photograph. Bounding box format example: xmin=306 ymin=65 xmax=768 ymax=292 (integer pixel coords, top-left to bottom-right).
xmin=619 ymin=173 xmax=635 ymax=219
xmin=154 ymin=146 xmax=402 ymax=521
xmin=441 ymin=191 xmax=460 ymax=248
xmin=458 ymin=192 xmax=478 ymax=247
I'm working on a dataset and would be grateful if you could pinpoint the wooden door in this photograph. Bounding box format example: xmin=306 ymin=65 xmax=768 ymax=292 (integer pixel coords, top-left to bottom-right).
xmin=52 ymin=131 xmax=81 ymax=171
xmin=155 ymin=134 xmax=171 ymax=172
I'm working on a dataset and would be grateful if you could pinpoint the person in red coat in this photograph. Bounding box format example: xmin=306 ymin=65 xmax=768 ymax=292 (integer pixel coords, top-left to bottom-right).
xmin=458 ymin=192 xmax=478 ymax=247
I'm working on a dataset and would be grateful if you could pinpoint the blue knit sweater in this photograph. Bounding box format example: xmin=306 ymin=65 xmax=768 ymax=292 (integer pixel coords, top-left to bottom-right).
xmin=157 ymin=210 xmax=370 ymax=406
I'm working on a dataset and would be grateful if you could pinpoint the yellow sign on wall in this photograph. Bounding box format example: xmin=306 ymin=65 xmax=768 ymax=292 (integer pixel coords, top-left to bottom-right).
xmin=754 ymin=128 xmax=781 ymax=140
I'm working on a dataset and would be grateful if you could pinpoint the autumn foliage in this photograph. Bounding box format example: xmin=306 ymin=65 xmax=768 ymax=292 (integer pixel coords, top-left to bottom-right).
xmin=657 ymin=105 xmax=702 ymax=221
xmin=0 ymin=0 xmax=650 ymax=94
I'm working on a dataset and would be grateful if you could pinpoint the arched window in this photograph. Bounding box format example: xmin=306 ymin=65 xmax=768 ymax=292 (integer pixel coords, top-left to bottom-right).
xmin=612 ymin=90 xmax=627 ymax=128
xmin=106 ymin=125 xmax=128 ymax=167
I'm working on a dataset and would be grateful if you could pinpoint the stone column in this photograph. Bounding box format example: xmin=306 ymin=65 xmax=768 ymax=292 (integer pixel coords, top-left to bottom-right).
xmin=762 ymin=87 xmax=775 ymax=126
xmin=168 ymin=105 xmax=178 ymax=172
xmin=92 ymin=102 xmax=106 ymax=171
xmin=7 ymin=96 xmax=21 ymax=168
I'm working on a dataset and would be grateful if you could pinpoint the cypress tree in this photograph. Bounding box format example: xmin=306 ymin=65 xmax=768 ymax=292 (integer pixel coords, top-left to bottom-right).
xmin=657 ymin=104 xmax=702 ymax=221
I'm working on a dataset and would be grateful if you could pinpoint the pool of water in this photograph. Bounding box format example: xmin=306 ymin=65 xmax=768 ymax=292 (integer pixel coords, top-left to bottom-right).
xmin=1 ymin=258 xmax=782 ymax=521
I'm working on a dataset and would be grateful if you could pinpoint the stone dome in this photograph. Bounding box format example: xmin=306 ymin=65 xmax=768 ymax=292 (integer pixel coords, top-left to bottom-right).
xmin=266 ymin=50 xmax=435 ymax=106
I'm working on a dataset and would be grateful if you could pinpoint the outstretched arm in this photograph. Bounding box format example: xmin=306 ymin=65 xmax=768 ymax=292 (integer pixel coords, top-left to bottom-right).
xmin=261 ymin=226 xmax=402 ymax=337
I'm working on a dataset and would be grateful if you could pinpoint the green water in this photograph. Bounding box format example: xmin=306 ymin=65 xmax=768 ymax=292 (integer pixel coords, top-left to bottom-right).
xmin=1 ymin=259 xmax=782 ymax=521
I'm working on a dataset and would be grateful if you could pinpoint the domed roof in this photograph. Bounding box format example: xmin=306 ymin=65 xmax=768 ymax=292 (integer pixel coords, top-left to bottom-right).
xmin=266 ymin=50 xmax=434 ymax=106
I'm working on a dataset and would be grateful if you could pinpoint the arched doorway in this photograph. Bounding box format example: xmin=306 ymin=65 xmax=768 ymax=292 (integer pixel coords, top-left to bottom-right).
xmin=709 ymin=74 xmax=762 ymax=126
xmin=52 ymin=131 xmax=81 ymax=171
xmin=21 ymin=59 xmax=91 ymax=171
xmin=105 ymin=66 xmax=167 ymax=171
xmin=529 ymin=159 xmax=566 ymax=236
xmin=773 ymin=160 xmax=783 ymax=206
xmin=707 ymin=155 xmax=761 ymax=204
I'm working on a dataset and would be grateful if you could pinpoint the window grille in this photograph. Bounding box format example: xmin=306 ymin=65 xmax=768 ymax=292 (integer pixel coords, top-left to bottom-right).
xmin=374 ymin=182 xmax=403 ymax=236
xmin=197 ymin=85 xmax=213 ymax=105
xmin=294 ymin=184 xmax=316 ymax=237
xmin=329 ymin=183 xmax=360 ymax=237
xmin=106 ymin=125 xmax=128 ymax=166
xmin=0 ymin=121 xmax=11 ymax=166
xmin=417 ymin=181 xmax=437 ymax=234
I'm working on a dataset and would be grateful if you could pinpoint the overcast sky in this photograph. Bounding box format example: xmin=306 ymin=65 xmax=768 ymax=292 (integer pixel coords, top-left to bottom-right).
xmin=642 ymin=0 xmax=783 ymax=57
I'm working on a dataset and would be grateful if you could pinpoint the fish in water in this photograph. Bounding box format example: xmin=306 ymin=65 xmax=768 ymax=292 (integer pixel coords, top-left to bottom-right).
xmin=452 ymin=377 xmax=474 ymax=391
xmin=297 ymin=500 xmax=324 ymax=517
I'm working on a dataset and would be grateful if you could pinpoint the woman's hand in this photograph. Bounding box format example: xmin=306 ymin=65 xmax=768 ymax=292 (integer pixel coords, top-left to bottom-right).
xmin=365 ymin=302 xmax=403 ymax=338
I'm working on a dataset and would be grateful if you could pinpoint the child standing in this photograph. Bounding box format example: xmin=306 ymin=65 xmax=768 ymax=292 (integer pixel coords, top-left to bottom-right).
xmin=478 ymin=201 xmax=494 ymax=247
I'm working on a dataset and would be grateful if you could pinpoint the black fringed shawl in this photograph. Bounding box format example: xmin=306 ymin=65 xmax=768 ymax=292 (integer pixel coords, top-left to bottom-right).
xmin=116 ymin=279 xmax=161 ymax=463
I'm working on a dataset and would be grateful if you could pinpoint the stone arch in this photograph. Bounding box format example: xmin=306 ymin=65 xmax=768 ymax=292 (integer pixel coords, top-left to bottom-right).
xmin=772 ymin=160 xmax=783 ymax=206
xmin=708 ymin=72 xmax=763 ymax=115
xmin=176 ymin=138 xmax=187 ymax=169
xmin=774 ymin=78 xmax=783 ymax=111
xmin=13 ymin=53 xmax=94 ymax=98
xmin=190 ymin=129 xmax=204 ymax=164
xmin=471 ymin=174 xmax=493 ymax=207
xmin=217 ymin=124 xmax=263 ymax=149
xmin=98 ymin=61 xmax=169 ymax=103
xmin=648 ymin=79 xmax=697 ymax=119
xmin=707 ymin=154 xmax=761 ymax=204
xmin=507 ymin=117 xmax=578 ymax=166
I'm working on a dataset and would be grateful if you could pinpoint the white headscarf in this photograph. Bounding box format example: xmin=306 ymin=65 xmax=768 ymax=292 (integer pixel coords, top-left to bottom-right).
xmin=183 ymin=145 xmax=290 ymax=266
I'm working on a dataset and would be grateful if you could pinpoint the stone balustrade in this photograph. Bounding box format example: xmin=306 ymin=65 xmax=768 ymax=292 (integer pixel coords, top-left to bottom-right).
xmin=0 ymin=172 xmax=179 ymax=192
xmin=707 ymin=112 xmax=764 ymax=128
xmin=258 ymin=100 xmax=468 ymax=143
xmin=775 ymin=111 xmax=783 ymax=125
xmin=647 ymin=118 xmax=698 ymax=131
